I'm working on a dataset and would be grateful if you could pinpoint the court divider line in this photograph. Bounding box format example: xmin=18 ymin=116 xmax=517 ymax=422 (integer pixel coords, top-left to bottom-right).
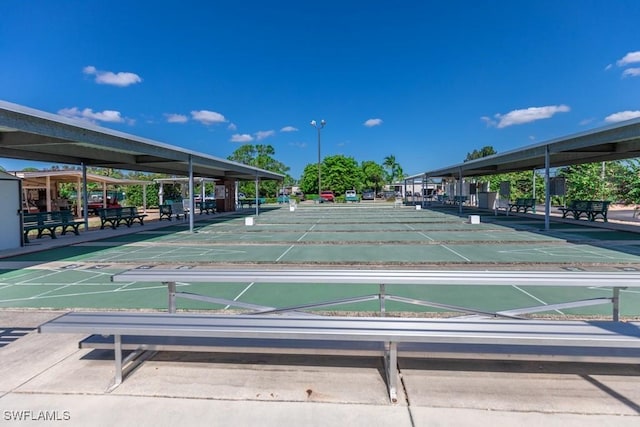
xmin=439 ymin=245 xmax=471 ymax=261
xmin=275 ymin=245 xmax=295 ymax=262
xmin=512 ymin=284 xmax=564 ymax=315
xmin=225 ymin=282 xmax=255 ymax=310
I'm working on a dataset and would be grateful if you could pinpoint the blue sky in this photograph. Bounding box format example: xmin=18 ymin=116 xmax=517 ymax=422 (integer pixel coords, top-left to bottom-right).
xmin=1 ymin=1 xmax=640 ymax=179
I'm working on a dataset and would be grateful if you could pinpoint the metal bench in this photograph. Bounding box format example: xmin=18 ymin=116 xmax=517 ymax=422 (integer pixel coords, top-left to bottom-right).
xmin=587 ymin=200 xmax=610 ymax=222
xmin=97 ymin=207 xmax=125 ymax=229
xmin=35 ymin=268 xmax=640 ymax=402
xmin=111 ymin=268 xmax=639 ymax=320
xmin=558 ymin=200 xmax=610 ymax=222
xmin=39 ymin=311 xmax=640 ymax=402
xmin=158 ymin=204 xmax=186 ymax=221
xmin=508 ymin=198 xmax=536 ymax=213
xmin=58 ymin=210 xmax=83 ymax=236
xmin=23 ymin=211 xmax=76 ymax=243
xmin=197 ymin=200 xmax=217 ymax=214
xmin=238 ymin=198 xmax=265 ymax=208
xmin=121 ymin=206 xmax=147 ymax=226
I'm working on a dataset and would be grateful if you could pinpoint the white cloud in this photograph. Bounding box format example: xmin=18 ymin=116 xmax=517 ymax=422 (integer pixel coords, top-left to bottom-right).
xmin=604 ymin=110 xmax=640 ymax=123
xmin=616 ymin=51 xmax=640 ymax=67
xmin=280 ymin=126 xmax=298 ymax=132
xmin=191 ymin=110 xmax=227 ymax=125
xmin=255 ymin=130 xmax=275 ymax=140
xmin=622 ymin=67 xmax=640 ymax=78
xmin=83 ymin=65 xmax=142 ymax=87
xmin=230 ymin=134 xmax=254 ymax=143
xmin=165 ymin=113 xmax=188 ymax=123
xmin=484 ymin=105 xmax=570 ymax=128
xmin=58 ymin=107 xmax=126 ymax=123
xmin=228 ymin=123 xmax=237 ymax=131
xmin=363 ymin=118 xmax=383 ymax=127
xmin=289 ymin=141 xmax=307 ymax=148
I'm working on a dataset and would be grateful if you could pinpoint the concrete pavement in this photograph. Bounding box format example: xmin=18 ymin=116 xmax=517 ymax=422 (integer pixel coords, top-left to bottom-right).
xmin=1 ymin=310 xmax=639 ymax=426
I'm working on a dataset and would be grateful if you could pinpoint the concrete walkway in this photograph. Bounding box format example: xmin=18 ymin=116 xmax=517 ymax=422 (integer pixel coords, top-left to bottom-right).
xmin=1 ymin=310 xmax=639 ymax=426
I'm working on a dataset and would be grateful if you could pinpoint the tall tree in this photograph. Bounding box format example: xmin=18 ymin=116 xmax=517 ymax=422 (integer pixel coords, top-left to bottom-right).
xmin=557 ymin=161 xmax=619 ymax=201
xmin=361 ymin=160 xmax=385 ymax=194
xmin=228 ymin=144 xmax=292 ymax=197
xmin=383 ymin=155 xmax=404 ymax=183
xmin=321 ymin=155 xmax=363 ymax=194
xmin=299 ymin=155 xmax=363 ymax=196
xmin=465 ymin=146 xmax=497 ymax=162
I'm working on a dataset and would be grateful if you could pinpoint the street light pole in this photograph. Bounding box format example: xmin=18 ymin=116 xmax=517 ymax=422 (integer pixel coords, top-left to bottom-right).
xmin=310 ymin=119 xmax=326 ymax=202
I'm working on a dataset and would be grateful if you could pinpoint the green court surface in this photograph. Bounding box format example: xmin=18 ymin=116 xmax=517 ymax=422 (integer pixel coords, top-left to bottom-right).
xmin=1 ymin=204 xmax=640 ymax=317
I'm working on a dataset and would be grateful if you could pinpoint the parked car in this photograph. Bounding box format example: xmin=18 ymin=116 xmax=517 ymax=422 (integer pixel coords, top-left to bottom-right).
xmin=294 ymin=191 xmax=305 ymax=201
xmin=320 ymin=190 xmax=335 ymax=202
xmin=362 ymin=189 xmax=375 ymax=200
xmin=345 ymin=190 xmax=359 ymax=202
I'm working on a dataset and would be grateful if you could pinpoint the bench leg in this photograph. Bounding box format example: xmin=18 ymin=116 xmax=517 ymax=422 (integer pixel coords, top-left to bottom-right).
xmin=107 ymin=334 xmax=156 ymax=393
xmin=613 ymin=287 xmax=622 ymax=322
xmin=167 ymin=281 xmax=177 ymax=313
xmin=106 ymin=334 xmax=124 ymax=392
xmin=384 ymin=342 xmax=398 ymax=403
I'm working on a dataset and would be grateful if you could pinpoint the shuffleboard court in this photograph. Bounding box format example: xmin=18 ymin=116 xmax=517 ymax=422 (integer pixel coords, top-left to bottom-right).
xmin=1 ymin=203 xmax=640 ymax=317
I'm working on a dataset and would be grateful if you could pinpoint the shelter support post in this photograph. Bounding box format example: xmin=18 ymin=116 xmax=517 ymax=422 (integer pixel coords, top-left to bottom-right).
xmin=188 ymin=155 xmax=194 ymax=233
xmin=82 ymin=164 xmax=89 ymax=231
xmin=458 ymin=167 xmax=463 ymax=215
xmin=544 ymin=145 xmax=550 ymax=231
xmin=254 ymin=176 xmax=259 ymax=216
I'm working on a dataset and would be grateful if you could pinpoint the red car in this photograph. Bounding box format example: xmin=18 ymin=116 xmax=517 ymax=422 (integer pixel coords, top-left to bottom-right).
xmin=320 ymin=191 xmax=335 ymax=202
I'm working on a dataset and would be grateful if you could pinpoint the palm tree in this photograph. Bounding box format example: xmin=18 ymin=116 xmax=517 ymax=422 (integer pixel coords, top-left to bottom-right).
xmin=383 ymin=155 xmax=404 ymax=184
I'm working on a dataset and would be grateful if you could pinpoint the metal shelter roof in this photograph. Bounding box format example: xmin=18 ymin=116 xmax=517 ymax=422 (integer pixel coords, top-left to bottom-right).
xmin=0 ymin=100 xmax=283 ymax=182
xmin=10 ymin=170 xmax=150 ymax=188
xmin=408 ymin=117 xmax=640 ymax=180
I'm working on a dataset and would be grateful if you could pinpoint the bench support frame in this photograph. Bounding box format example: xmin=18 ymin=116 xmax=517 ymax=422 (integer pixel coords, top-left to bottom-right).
xmin=161 ymin=281 xmax=624 ymax=320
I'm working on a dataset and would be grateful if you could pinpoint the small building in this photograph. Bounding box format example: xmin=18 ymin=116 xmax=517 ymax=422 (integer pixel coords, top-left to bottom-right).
xmin=0 ymin=170 xmax=23 ymax=250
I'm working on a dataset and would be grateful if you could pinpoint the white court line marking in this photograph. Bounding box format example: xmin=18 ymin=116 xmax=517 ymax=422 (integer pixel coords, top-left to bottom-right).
xmin=297 ymin=232 xmax=309 ymax=242
xmin=276 ymin=245 xmax=295 ymax=262
xmin=405 ymin=223 xmax=435 ymax=241
xmin=512 ymin=284 xmax=563 ymax=315
xmin=114 ymin=282 xmax=135 ymax=292
xmin=16 ymin=269 xmax=64 ymax=285
xmin=30 ymin=272 xmax=104 ymax=299
xmin=225 ymin=282 xmax=255 ymax=309
xmin=440 ymin=245 xmax=471 ymax=261
xmin=149 ymin=247 xmax=183 ymax=259
xmin=0 ymin=284 xmax=168 ymax=304
xmin=417 ymin=232 xmax=435 ymax=241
